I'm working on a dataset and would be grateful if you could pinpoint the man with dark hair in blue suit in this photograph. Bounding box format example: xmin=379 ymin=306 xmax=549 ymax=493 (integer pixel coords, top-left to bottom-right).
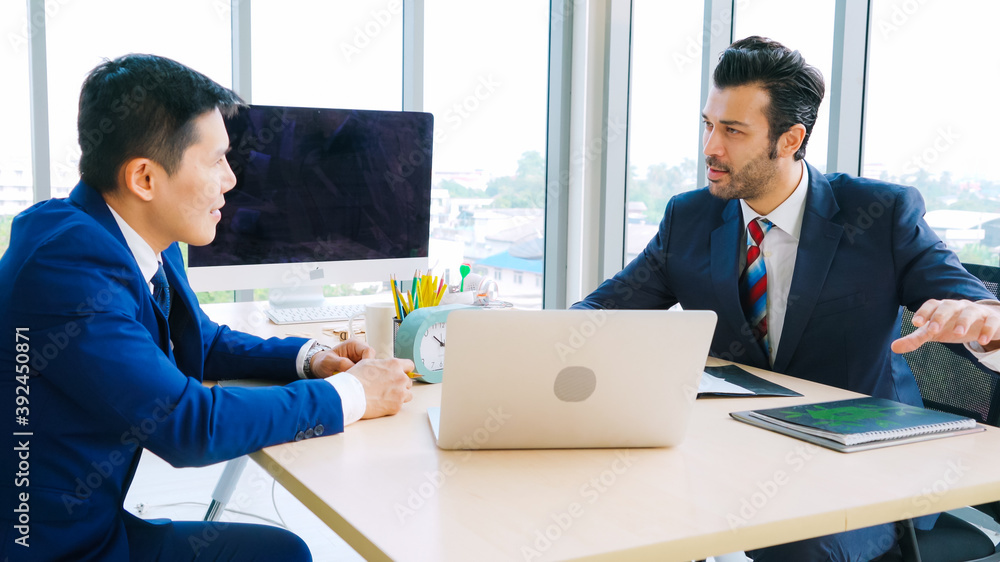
xmin=575 ymin=36 xmax=1000 ymax=561
xmin=0 ymin=54 xmax=414 ymax=560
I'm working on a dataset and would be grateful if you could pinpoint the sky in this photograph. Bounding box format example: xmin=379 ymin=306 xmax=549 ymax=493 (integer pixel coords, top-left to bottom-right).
xmin=1 ymin=0 xmax=998 ymax=204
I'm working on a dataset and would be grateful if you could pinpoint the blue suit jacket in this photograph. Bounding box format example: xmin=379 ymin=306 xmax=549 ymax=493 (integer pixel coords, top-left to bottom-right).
xmin=575 ymin=163 xmax=994 ymax=405
xmin=0 ymin=182 xmax=345 ymax=560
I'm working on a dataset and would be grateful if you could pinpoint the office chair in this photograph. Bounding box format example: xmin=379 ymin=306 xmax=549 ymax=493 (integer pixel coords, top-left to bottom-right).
xmin=886 ymin=262 xmax=1000 ymax=562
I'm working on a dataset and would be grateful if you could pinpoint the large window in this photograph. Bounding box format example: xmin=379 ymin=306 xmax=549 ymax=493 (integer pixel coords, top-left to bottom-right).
xmin=423 ymin=0 xmax=549 ymax=308
xmin=18 ymin=1 xmax=986 ymax=303
xmin=251 ymin=0 xmax=401 ymax=110
xmin=44 ymin=0 xmax=232 ymax=198
xmin=7 ymin=1 xmax=552 ymax=307
xmin=734 ymin=0 xmax=835 ymax=173
xmin=0 ymin=1 xmax=32 ymax=256
xmin=864 ymin=0 xmax=1000 ymax=266
xmin=625 ymin=1 xmax=704 ymax=264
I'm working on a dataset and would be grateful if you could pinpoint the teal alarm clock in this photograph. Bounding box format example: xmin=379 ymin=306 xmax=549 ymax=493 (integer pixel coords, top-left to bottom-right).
xmin=394 ymin=304 xmax=474 ymax=383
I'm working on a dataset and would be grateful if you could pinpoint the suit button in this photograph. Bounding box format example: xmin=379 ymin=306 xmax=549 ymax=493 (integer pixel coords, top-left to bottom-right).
xmin=314 ymin=424 xmax=325 ymax=436
xmin=304 ymin=428 xmax=314 ymax=439
xmin=294 ymin=431 xmax=305 ymax=442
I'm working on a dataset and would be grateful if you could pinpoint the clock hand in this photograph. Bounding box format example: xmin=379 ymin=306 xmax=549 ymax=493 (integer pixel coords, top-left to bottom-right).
xmin=433 ymin=335 xmax=445 ymax=346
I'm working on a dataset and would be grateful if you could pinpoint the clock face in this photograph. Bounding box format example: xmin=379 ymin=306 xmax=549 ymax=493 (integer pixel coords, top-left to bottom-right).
xmin=418 ymin=322 xmax=447 ymax=372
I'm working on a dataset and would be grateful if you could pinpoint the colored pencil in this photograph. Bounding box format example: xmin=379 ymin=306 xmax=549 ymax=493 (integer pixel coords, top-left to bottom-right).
xmin=390 ymin=276 xmax=401 ymax=320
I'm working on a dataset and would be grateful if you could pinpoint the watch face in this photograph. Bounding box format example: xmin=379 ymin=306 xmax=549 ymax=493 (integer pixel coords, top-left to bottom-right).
xmin=418 ymin=322 xmax=447 ymax=372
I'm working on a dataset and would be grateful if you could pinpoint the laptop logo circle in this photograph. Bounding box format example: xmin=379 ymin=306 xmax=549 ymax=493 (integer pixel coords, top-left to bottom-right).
xmin=553 ymin=366 xmax=597 ymax=402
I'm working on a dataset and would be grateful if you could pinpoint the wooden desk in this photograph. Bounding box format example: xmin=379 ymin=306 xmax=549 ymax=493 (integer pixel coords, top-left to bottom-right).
xmin=203 ymin=302 xmax=1000 ymax=561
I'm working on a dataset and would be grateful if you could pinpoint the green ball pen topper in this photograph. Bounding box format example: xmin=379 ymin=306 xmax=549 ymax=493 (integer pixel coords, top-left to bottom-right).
xmin=459 ymin=263 xmax=471 ymax=291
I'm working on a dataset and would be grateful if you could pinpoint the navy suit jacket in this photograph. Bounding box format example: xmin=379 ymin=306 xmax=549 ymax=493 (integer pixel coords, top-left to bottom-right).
xmin=0 ymin=182 xmax=345 ymax=560
xmin=575 ymin=163 xmax=994 ymax=405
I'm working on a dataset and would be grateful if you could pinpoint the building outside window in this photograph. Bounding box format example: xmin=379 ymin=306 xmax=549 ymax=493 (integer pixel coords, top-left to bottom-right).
xmin=425 ymin=0 xmax=548 ymax=308
xmin=863 ymin=0 xmax=1000 ymax=266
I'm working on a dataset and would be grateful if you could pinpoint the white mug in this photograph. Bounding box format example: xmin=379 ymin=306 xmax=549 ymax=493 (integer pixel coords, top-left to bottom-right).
xmin=349 ymin=302 xmax=396 ymax=359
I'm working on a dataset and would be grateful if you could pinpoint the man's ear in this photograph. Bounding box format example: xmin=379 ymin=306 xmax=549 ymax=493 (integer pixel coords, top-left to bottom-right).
xmin=778 ymin=124 xmax=807 ymax=158
xmin=120 ymin=158 xmax=159 ymax=202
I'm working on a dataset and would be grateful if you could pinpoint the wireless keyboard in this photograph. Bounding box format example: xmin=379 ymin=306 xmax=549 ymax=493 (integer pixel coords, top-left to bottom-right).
xmin=264 ymin=303 xmax=366 ymax=325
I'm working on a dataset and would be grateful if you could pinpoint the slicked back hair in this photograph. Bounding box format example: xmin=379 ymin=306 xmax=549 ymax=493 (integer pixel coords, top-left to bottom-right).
xmin=713 ymin=36 xmax=825 ymax=160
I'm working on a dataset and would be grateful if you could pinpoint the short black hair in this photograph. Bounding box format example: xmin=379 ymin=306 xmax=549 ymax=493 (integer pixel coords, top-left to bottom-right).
xmin=77 ymin=54 xmax=244 ymax=193
xmin=713 ymin=36 xmax=825 ymax=160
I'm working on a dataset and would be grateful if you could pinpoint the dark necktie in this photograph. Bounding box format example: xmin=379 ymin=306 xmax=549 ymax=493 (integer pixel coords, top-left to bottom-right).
xmin=740 ymin=217 xmax=773 ymax=358
xmin=151 ymin=262 xmax=171 ymax=318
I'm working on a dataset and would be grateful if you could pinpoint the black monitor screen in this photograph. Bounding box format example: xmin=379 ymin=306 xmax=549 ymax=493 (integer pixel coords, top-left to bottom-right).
xmin=189 ymin=105 xmax=433 ymax=268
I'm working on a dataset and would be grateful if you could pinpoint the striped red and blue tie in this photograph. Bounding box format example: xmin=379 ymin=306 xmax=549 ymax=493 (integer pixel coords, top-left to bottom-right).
xmin=741 ymin=217 xmax=773 ymax=358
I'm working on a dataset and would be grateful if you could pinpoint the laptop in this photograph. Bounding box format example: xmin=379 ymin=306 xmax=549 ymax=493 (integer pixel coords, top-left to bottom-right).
xmin=429 ymin=308 xmax=717 ymax=449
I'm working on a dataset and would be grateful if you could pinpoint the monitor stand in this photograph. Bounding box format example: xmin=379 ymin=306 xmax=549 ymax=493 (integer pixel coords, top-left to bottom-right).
xmin=268 ymin=285 xmax=325 ymax=309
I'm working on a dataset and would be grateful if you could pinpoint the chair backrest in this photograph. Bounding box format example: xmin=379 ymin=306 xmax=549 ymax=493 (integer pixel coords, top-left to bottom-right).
xmin=899 ymin=262 xmax=1000 ymax=427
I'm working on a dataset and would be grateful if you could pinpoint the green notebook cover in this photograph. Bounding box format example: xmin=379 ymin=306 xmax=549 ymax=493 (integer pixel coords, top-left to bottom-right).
xmin=744 ymin=397 xmax=978 ymax=446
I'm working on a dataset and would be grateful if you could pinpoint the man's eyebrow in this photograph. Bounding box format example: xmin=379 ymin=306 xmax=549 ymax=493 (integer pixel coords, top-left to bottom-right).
xmin=719 ymin=119 xmax=751 ymax=128
xmin=701 ymin=114 xmax=752 ymax=128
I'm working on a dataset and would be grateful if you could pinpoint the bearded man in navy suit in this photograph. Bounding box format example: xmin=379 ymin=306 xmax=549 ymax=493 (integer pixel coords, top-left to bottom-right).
xmin=575 ymin=36 xmax=1000 ymax=561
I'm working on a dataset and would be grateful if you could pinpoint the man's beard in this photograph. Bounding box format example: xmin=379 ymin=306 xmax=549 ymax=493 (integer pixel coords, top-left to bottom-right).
xmin=706 ymin=146 xmax=780 ymax=202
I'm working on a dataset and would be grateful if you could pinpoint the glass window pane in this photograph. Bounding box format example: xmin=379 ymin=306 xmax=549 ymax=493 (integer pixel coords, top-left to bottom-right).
xmin=864 ymin=0 xmax=1000 ymax=266
xmin=424 ymin=0 xmax=549 ymax=309
xmin=44 ymin=0 xmax=232 ymax=198
xmin=734 ymin=0 xmax=835 ymax=173
xmin=626 ymin=1 xmax=704 ymax=264
xmin=249 ymin=3 xmax=403 ymax=305
xmin=1 ymin=1 xmax=32 ymax=258
xmin=252 ymin=0 xmax=402 ymax=110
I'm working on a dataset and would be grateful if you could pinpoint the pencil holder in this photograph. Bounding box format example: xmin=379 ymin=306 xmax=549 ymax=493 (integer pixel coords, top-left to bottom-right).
xmin=392 ymin=318 xmax=402 ymax=358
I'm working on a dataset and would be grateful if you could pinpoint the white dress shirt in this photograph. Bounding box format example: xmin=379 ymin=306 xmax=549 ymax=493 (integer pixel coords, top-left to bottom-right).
xmin=106 ymin=203 xmax=366 ymax=425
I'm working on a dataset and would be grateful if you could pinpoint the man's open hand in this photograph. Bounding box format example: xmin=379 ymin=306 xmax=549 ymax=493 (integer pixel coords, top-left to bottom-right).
xmin=891 ymin=299 xmax=1000 ymax=354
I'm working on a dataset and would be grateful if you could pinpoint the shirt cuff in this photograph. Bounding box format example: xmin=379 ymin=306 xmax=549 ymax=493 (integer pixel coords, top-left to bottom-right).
xmin=962 ymin=300 xmax=1000 ymax=371
xmin=326 ymin=372 xmax=366 ymax=425
xmin=295 ymin=339 xmax=317 ymax=379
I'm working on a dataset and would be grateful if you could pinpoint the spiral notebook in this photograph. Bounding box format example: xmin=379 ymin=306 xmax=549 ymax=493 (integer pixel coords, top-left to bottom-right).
xmin=731 ymin=397 xmax=985 ymax=453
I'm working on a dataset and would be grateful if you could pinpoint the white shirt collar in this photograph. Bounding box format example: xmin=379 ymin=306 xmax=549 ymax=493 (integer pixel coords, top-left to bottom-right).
xmin=739 ymin=160 xmax=809 ymax=240
xmin=106 ymin=203 xmax=161 ymax=292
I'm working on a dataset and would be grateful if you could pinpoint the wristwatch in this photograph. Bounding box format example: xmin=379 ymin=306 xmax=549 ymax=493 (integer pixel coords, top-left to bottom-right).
xmin=302 ymin=342 xmax=333 ymax=378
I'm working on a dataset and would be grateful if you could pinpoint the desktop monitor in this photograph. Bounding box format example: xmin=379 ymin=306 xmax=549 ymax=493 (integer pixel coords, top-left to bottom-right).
xmin=187 ymin=105 xmax=432 ymax=306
